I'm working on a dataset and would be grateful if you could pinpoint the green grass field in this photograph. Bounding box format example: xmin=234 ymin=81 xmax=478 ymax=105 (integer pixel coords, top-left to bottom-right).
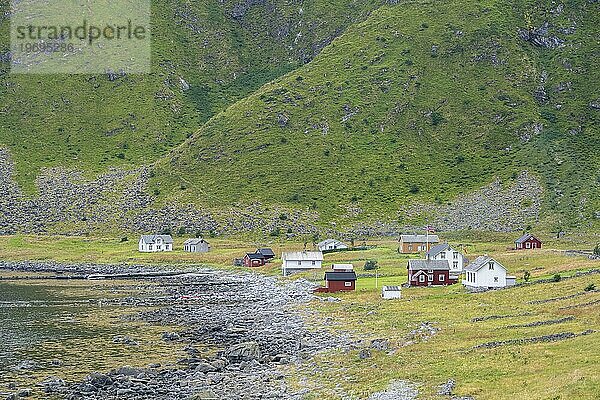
xmin=0 ymin=233 xmax=599 ymax=398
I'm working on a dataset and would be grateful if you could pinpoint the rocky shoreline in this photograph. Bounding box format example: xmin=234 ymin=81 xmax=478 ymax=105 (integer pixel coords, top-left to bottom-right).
xmin=1 ymin=261 xmax=352 ymax=400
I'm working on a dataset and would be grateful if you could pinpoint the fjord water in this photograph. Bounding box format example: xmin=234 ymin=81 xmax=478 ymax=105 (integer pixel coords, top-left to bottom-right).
xmin=0 ymin=277 xmax=178 ymax=394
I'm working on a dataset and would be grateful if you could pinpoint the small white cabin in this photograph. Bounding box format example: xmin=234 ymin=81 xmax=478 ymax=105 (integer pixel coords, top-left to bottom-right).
xmin=139 ymin=235 xmax=174 ymax=252
xmin=463 ymin=256 xmax=516 ymax=289
xmin=282 ymin=251 xmax=323 ymax=276
xmin=382 ymin=286 xmax=401 ymax=299
xmin=184 ymin=238 xmax=210 ymax=253
xmin=317 ymin=239 xmax=349 ymax=252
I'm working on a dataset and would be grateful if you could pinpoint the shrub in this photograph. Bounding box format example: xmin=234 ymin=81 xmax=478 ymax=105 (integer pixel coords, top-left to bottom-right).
xmin=551 ymin=274 xmax=561 ymax=282
xmin=409 ymin=184 xmax=420 ymax=194
xmin=584 ymin=283 xmax=596 ymax=292
xmin=364 ymin=260 xmax=379 ymax=271
xmin=270 ymin=227 xmax=281 ymax=237
xmin=120 ymin=236 xmax=128 ymax=242
xmin=177 ymin=227 xmax=186 ymax=235
xmin=523 ymin=271 xmax=531 ymax=282
xmin=594 ymin=244 xmax=600 ymax=256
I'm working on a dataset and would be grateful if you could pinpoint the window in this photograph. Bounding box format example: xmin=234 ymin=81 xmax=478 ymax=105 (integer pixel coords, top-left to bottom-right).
xmin=453 ymin=252 xmax=459 ymax=259
xmin=428 ymin=274 xmax=433 ymax=282
xmin=297 ymin=261 xmax=302 ymax=266
xmin=311 ymin=261 xmax=316 ymax=266
xmin=526 ymin=242 xmax=531 ymax=249
xmin=453 ymin=261 xmax=459 ymax=269
xmin=419 ymin=275 xmax=425 ymax=283
xmin=440 ymin=274 xmax=445 ymax=281
xmin=494 ymin=277 xmax=499 ymax=282
xmin=488 ymin=262 xmax=494 ymax=270
xmin=148 ymin=244 xmax=153 ymax=250
xmin=344 ymin=282 xmax=352 ymax=287
xmin=440 ymin=252 xmax=446 ymax=259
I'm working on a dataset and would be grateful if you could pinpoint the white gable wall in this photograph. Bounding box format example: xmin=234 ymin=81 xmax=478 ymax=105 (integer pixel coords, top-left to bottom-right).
xmin=464 ymin=260 xmax=507 ymax=288
xmin=432 ymin=247 xmax=464 ymax=272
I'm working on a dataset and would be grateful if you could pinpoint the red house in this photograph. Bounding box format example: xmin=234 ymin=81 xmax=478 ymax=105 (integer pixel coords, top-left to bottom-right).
xmin=315 ymin=270 xmax=357 ymax=293
xmin=515 ymin=234 xmax=542 ymax=250
xmin=243 ymin=252 xmax=266 ymax=267
xmin=407 ymin=259 xmax=457 ymax=287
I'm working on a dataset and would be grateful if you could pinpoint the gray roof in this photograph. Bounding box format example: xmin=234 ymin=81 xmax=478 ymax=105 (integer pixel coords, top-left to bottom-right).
xmin=400 ymin=234 xmax=440 ymax=243
xmin=282 ymin=251 xmax=324 ymax=261
xmin=257 ymin=248 xmax=275 ymax=257
xmin=426 ymin=243 xmax=469 ymax=264
xmin=425 ymin=243 xmax=450 ymax=257
xmin=515 ymin=233 xmax=540 ymax=243
xmin=464 ymin=256 xmax=507 ymax=272
xmin=382 ymin=286 xmax=401 ymax=291
xmin=184 ymin=238 xmax=209 ymax=245
xmin=407 ymin=259 xmax=449 ymax=271
xmin=140 ymin=234 xmax=173 ymax=244
xmin=324 ymin=271 xmax=357 ymax=281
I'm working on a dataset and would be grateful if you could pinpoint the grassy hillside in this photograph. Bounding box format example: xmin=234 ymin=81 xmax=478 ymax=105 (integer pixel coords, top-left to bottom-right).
xmin=0 ymin=0 xmax=382 ymax=191
xmin=153 ymin=0 xmax=599 ymax=226
xmin=0 ymin=0 xmax=598 ymax=228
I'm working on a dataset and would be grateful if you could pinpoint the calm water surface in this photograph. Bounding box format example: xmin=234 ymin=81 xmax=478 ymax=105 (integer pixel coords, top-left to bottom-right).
xmin=0 ymin=276 xmax=181 ymax=396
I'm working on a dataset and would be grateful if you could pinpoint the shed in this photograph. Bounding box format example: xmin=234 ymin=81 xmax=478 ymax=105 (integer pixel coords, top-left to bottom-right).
xmin=315 ymin=271 xmax=357 ymax=293
xmin=243 ymin=252 xmax=266 ymax=267
xmin=184 ymin=238 xmax=210 ymax=253
xmin=382 ymin=286 xmax=401 ymax=299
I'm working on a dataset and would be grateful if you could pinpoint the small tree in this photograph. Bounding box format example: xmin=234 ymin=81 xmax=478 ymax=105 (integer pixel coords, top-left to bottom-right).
xmin=584 ymin=283 xmax=596 ymax=292
xmin=177 ymin=226 xmax=186 ymax=236
xmin=523 ymin=271 xmax=531 ymax=282
xmin=551 ymin=274 xmax=562 ymax=283
xmin=364 ymin=260 xmax=379 ymax=271
xmin=594 ymin=244 xmax=600 ymax=256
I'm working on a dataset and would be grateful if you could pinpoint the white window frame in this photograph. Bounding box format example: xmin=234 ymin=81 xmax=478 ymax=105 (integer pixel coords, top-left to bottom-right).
xmin=494 ymin=277 xmax=499 ymax=283
xmin=488 ymin=262 xmax=494 ymax=270
xmin=453 ymin=252 xmax=458 ymax=259
xmin=297 ymin=261 xmax=302 ymax=266
xmin=428 ymin=274 xmax=433 ymax=282
xmin=453 ymin=261 xmax=458 ymax=269
xmin=311 ymin=260 xmax=316 ymax=266
xmin=440 ymin=274 xmax=445 ymax=281
xmin=419 ymin=275 xmax=425 ymax=283
xmin=344 ymin=281 xmax=352 ymax=287
xmin=526 ymin=242 xmax=531 ymax=249
xmin=149 ymin=244 xmax=153 ymax=250
xmin=440 ymin=252 xmax=446 ymax=259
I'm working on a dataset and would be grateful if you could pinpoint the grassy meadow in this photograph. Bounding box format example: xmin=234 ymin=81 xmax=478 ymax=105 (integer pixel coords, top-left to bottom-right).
xmin=0 ymin=232 xmax=599 ymax=399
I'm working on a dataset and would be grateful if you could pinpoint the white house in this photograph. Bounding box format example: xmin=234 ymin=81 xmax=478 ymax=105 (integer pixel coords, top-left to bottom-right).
xmin=317 ymin=239 xmax=349 ymax=252
xmin=426 ymin=243 xmax=468 ymax=276
xmin=184 ymin=238 xmax=210 ymax=253
xmin=282 ymin=251 xmax=323 ymax=276
xmin=139 ymin=235 xmax=174 ymax=252
xmin=382 ymin=286 xmax=401 ymax=299
xmin=463 ymin=256 xmax=516 ymax=289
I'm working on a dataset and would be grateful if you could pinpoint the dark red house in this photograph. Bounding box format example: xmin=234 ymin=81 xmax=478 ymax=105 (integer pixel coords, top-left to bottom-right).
xmin=315 ymin=271 xmax=357 ymax=293
xmin=243 ymin=252 xmax=266 ymax=267
xmin=407 ymin=259 xmax=457 ymax=287
xmin=515 ymin=234 xmax=542 ymax=250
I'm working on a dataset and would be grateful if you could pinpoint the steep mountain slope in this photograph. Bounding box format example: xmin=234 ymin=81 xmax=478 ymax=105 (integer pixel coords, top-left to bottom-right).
xmin=153 ymin=0 xmax=599 ymax=226
xmin=0 ymin=0 xmax=382 ymax=191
